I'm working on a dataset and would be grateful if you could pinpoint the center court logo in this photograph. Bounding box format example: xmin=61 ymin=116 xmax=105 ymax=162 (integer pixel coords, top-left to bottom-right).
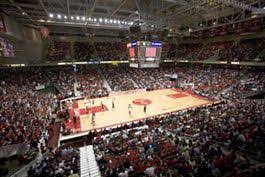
xmin=132 ymin=98 xmax=152 ymax=106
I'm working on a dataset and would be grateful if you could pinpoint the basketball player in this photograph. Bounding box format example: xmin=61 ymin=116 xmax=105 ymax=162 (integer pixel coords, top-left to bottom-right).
xmin=91 ymin=111 xmax=95 ymax=124
xmin=73 ymin=110 xmax=78 ymax=124
xmin=112 ymin=99 xmax=115 ymax=110
xmin=101 ymin=101 xmax=104 ymax=110
xmin=143 ymin=105 xmax=147 ymax=113
xmin=85 ymin=99 xmax=91 ymax=117
xmin=128 ymin=104 xmax=132 ymax=115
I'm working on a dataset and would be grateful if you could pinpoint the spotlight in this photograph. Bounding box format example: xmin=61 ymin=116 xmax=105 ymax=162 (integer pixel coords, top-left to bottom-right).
xmin=49 ymin=13 xmax=54 ymax=18
xmin=114 ymin=20 xmax=117 ymax=24
xmin=117 ymin=20 xmax=120 ymax=24
xmin=71 ymin=16 xmax=74 ymax=20
xmin=110 ymin=19 xmax=113 ymax=23
xmin=82 ymin=16 xmax=85 ymax=21
xmin=64 ymin=15 xmax=67 ymax=19
xmin=94 ymin=18 xmax=97 ymax=22
xmin=76 ymin=16 xmax=80 ymax=20
xmin=57 ymin=14 xmax=61 ymax=19
xmin=104 ymin=19 xmax=108 ymax=23
xmin=88 ymin=17 xmax=92 ymax=21
xmin=99 ymin=18 xmax=103 ymax=22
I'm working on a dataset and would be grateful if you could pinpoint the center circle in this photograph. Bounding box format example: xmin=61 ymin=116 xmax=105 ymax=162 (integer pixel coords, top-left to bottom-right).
xmin=132 ymin=98 xmax=152 ymax=106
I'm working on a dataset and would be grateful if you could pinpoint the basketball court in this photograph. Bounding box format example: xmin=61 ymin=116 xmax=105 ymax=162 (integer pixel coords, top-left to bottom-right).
xmin=64 ymin=88 xmax=212 ymax=133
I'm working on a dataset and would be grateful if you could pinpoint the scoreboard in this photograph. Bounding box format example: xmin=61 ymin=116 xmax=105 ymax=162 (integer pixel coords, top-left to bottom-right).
xmin=127 ymin=41 xmax=162 ymax=68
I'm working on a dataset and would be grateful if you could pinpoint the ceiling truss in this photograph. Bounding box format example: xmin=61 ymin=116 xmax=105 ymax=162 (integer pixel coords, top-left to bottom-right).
xmin=0 ymin=0 xmax=264 ymax=35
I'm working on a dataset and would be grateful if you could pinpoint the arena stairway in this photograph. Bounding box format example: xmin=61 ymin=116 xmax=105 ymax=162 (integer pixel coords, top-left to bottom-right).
xmin=216 ymin=72 xmax=248 ymax=99
xmin=192 ymin=43 xmax=206 ymax=60
xmin=98 ymin=68 xmax=112 ymax=92
xmin=123 ymin=68 xmax=140 ymax=89
xmin=47 ymin=121 xmax=61 ymax=148
xmin=205 ymin=52 xmax=221 ymax=62
xmin=255 ymin=48 xmax=265 ymax=62
xmin=79 ymin=145 xmax=101 ymax=177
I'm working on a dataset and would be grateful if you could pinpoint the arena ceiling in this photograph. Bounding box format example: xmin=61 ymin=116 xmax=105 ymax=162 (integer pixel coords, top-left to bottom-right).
xmin=1 ymin=0 xmax=265 ymax=36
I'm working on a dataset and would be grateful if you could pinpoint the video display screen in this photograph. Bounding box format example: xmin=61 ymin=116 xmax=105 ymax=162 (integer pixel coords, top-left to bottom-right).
xmin=0 ymin=37 xmax=15 ymax=57
xmin=0 ymin=16 xmax=6 ymax=32
xmin=145 ymin=47 xmax=156 ymax=57
xmin=129 ymin=48 xmax=135 ymax=57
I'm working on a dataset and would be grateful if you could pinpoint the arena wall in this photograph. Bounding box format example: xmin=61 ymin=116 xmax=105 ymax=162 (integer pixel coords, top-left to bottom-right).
xmin=0 ymin=14 xmax=43 ymax=64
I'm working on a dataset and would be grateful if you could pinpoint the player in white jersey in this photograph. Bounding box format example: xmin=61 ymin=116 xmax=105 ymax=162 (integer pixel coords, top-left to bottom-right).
xmin=128 ymin=104 xmax=132 ymax=115
xmin=84 ymin=98 xmax=91 ymax=116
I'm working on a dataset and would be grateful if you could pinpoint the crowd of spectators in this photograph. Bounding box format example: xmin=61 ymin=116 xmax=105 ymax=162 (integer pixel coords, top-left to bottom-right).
xmin=108 ymin=42 xmax=127 ymax=60
xmin=93 ymin=98 xmax=264 ymax=177
xmin=101 ymin=65 xmax=136 ymax=91
xmin=76 ymin=66 xmax=108 ymax=97
xmin=46 ymin=37 xmax=265 ymax=62
xmin=73 ymin=42 xmax=95 ymax=61
xmin=176 ymin=43 xmax=203 ymax=60
xmin=45 ymin=66 xmax=75 ymax=97
xmin=47 ymin=41 xmax=71 ymax=61
xmin=125 ymin=68 xmax=173 ymax=90
xmin=28 ymin=146 xmax=80 ymax=177
xmin=197 ymin=42 xmax=233 ymax=61
xmin=170 ymin=38 xmax=265 ymax=62
xmin=45 ymin=66 xmax=108 ymax=98
xmin=93 ymin=42 xmax=127 ymax=61
xmin=176 ymin=66 xmax=241 ymax=98
xmin=220 ymin=38 xmax=265 ymax=62
xmin=47 ymin=41 xmax=128 ymax=61
xmin=0 ymin=68 xmax=57 ymax=150
xmin=94 ymin=42 xmax=118 ymax=61
xmin=100 ymin=66 xmax=241 ymax=99
xmin=1 ymin=64 xmax=264 ymax=177
xmin=162 ymin=43 xmax=178 ymax=59
xmin=89 ymin=65 xmax=264 ymax=177
xmin=221 ymin=69 xmax=265 ymax=100
xmin=36 ymin=65 xmax=244 ymax=100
